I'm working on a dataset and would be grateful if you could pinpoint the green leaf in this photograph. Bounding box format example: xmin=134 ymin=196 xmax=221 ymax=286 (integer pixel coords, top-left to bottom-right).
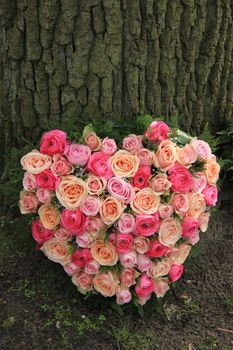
xmin=136 ymin=304 xmax=144 ymax=318
xmin=110 ymin=302 xmax=124 ymax=316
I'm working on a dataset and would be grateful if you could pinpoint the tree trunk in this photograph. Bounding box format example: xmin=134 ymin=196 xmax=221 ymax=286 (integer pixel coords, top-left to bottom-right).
xmin=0 ymin=0 xmax=233 ymax=180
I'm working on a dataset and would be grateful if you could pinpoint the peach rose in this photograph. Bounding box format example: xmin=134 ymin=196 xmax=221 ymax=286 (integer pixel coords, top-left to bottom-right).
xmin=131 ymin=188 xmax=160 ymax=214
xmin=19 ymin=191 xmax=39 ymax=214
xmin=21 ymin=150 xmax=52 ymax=174
xmin=158 ymin=204 xmax=173 ymax=219
xmin=171 ymin=193 xmax=189 ymax=216
xmin=100 ymin=196 xmax=126 ymax=225
xmin=23 ymin=172 xmax=37 ymax=191
xmin=56 ymin=175 xmax=88 ymax=209
xmin=93 ymin=272 xmax=119 ymax=297
xmin=116 ymin=286 xmax=132 ymax=305
xmin=149 ymin=260 xmax=170 ymax=278
xmin=110 ymin=150 xmax=140 ymax=177
xmin=154 ymin=278 xmax=170 ymax=298
xmin=133 ymin=236 xmax=150 ymax=254
xmin=159 ymin=218 xmax=182 ymax=246
xmin=176 ymin=144 xmax=197 ymax=167
xmin=54 ymin=227 xmax=72 ymax=241
xmin=187 ymin=192 xmax=206 ymax=219
xmin=84 ymin=132 xmax=102 ymax=151
xmin=91 ymin=239 xmax=118 ymax=266
xmin=167 ymin=244 xmax=191 ymax=264
xmin=153 ymin=140 xmax=177 ymax=171
xmin=205 ymin=154 xmax=220 ymax=184
xmin=38 ymin=204 xmax=61 ymax=230
xmin=41 ymin=238 xmax=71 ymax=265
xmin=86 ymin=174 xmax=107 ymax=196
xmin=150 ymin=173 xmax=172 ymax=194
xmin=72 ymin=272 xmax=93 ymax=292
xmin=198 ymin=212 xmax=210 ymax=232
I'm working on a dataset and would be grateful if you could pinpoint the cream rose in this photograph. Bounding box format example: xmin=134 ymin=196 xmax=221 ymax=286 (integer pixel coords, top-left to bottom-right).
xmin=187 ymin=192 xmax=206 ymax=219
xmin=20 ymin=150 xmax=52 ymax=174
xmin=149 ymin=260 xmax=170 ymax=278
xmin=56 ymin=175 xmax=88 ymax=209
xmin=159 ymin=218 xmax=182 ymax=246
xmin=93 ymin=272 xmax=119 ymax=297
xmin=110 ymin=150 xmax=140 ymax=177
xmin=131 ymin=188 xmax=160 ymax=214
xmin=41 ymin=238 xmax=71 ymax=265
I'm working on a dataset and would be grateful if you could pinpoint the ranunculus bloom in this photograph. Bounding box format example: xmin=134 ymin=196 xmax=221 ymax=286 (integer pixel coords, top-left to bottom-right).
xmin=31 ymin=219 xmax=54 ymax=244
xmin=23 ymin=172 xmax=37 ymax=191
xmin=182 ymin=218 xmax=199 ymax=239
xmin=169 ymin=264 xmax=184 ymax=282
xmin=110 ymin=233 xmax=133 ymax=254
xmin=86 ymin=174 xmax=107 ymax=196
xmin=131 ymin=188 xmax=160 ymax=214
xmin=54 ymin=227 xmax=72 ymax=241
xmin=93 ymin=272 xmax=119 ymax=297
xmin=154 ymin=140 xmax=177 ymax=171
xmin=71 ymin=248 xmax=92 ymax=267
xmin=102 ymin=137 xmax=117 ymax=155
xmin=202 ymin=184 xmax=218 ymax=206
xmin=87 ymin=152 xmax=113 ymax=180
xmin=149 ymin=261 xmax=170 ymax=278
xmin=61 ymin=208 xmax=87 ymax=235
xmin=150 ymin=173 xmax=172 ymax=194
xmin=135 ymin=213 xmax=160 ymax=237
xmin=36 ymin=188 xmax=52 ymax=203
xmin=158 ymin=204 xmax=173 ymax=219
xmin=36 ymin=169 xmax=60 ymax=190
xmin=84 ymin=132 xmax=102 ymax=151
xmin=107 ymin=177 xmax=134 ymax=204
xmin=38 ymin=204 xmax=61 ymax=230
xmin=117 ymin=213 xmax=136 ymax=234
xmin=147 ymin=240 xmax=170 ymax=258
xmin=21 ymin=150 xmax=52 ymax=174
xmin=120 ymin=268 xmax=139 ymax=287
xmin=91 ymin=239 xmax=118 ymax=266
xmin=136 ymin=148 xmax=153 ymax=166
xmin=187 ymin=192 xmax=206 ymax=218
xmin=100 ymin=196 xmax=126 ymax=225
xmin=51 ymin=154 xmax=74 ymax=176
xmin=56 ymin=175 xmax=88 ymax=209
xmin=65 ymin=144 xmax=91 ymax=167
xmin=119 ymin=251 xmax=137 ymax=268
xmin=80 ymin=196 xmax=101 ymax=216
xmin=133 ymin=236 xmax=150 ymax=254
xmin=171 ymin=193 xmax=189 ymax=216
xmin=116 ymin=286 xmax=132 ymax=305
xmin=131 ymin=166 xmax=151 ymax=189
xmin=159 ymin=218 xmax=182 ymax=246
xmin=145 ymin=121 xmax=170 ymax=143
xmin=135 ymin=273 xmax=154 ymax=298
xmin=176 ymin=144 xmax=197 ymax=167
xmin=168 ymin=164 xmax=193 ymax=193
xmin=137 ymin=254 xmax=152 ymax=272
xmin=192 ymin=172 xmax=207 ymax=192
xmin=41 ymin=238 xmax=71 ymax=265
xmin=190 ymin=138 xmax=211 ymax=161
xmin=198 ymin=212 xmax=210 ymax=232
xmin=154 ymin=278 xmax=170 ymax=297
xmin=123 ymin=134 xmax=143 ymax=152
xmin=40 ymin=129 xmax=68 ymax=155
xmin=110 ymin=150 xmax=140 ymax=177
xmin=72 ymin=272 xmax=93 ymax=292
xmin=19 ymin=191 xmax=39 ymax=214
xmin=205 ymin=154 xmax=220 ymax=185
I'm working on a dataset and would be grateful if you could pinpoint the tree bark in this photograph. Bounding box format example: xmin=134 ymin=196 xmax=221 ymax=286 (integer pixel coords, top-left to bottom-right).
xmin=0 ymin=0 xmax=233 ymax=179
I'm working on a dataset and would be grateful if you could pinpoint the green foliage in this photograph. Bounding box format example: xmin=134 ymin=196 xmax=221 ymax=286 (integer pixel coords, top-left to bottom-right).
xmin=215 ymin=120 xmax=233 ymax=181
xmin=199 ymin=123 xmax=218 ymax=152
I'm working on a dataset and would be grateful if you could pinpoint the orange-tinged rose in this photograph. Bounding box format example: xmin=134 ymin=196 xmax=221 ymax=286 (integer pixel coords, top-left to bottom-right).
xmin=153 ymin=140 xmax=177 ymax=171
xmin=21 ymin=150 xmax=52 ymax=174
xmin=205 ymin=154 xmax=220 ymax=184
xmin=159 ymin=218 xmax=182 ymax=247
xmin=56 ymin=175 xmax=88 ymax=209
xmin=131 ymin=188 xmax=160 ymax=214
xmin=110 ymin=150 xmax=140 ymax=177
xmin=100 ymin=196 xmax=126 ymax=225
xmin=91 ymin=239 xmax=118 ymax=266
xmin=38 ymin=204 xmax=60 ymax=230
xmin=41 ymin=238 xmax=71 ymax=265
xmin=93 ymin=271 xmax=119 ymax=297
xmin=186 ymin=192 xmax=206 ymax=219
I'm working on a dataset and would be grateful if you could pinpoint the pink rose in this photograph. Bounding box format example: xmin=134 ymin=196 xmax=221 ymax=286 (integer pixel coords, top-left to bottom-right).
xmin=133 ymin=236 xmax=150 ymax=254
xmin=150 ymin=173 xmax=172 ymax=194
xmin=135 ymin=273 xmax=154 ymax=298
xmin=102 ymin=137 xmax=117 ymax=155
xmin=65 ymin=144 xmax=91 ymax=167
xmin=169 ymin=264 xmax=184 ymax=282
xmin=86 ymin=174 xmax=107 ymax=196
xmin=110 ymin=233 xmax=133 ymax=254
xmin=131 ymin=166 xmax=151 ymax=189
xmin=64 ymin=262 xmax=80 ymax=276
xmin=80 ymin=196 xmax=100 ymax=216
xmin=23 ymin=172 xmax=37 ymax=191
xmin=119 ymin=251 xmax=137 ymax=268
xmin=187 ymin=231 xmax=200 ymax=245
xmin=182 ymin=218 xmax=199 ymax=239
xmin=31 ymin=219 xmax=54 ymax=244
xmin=136 ymin=148 xmax=153 ymax=166
xmin=71 ymin=248 xmax=92 ymax=267
xmin=84 ymin=260 xmax=100 ymax=275
xmin=147 ymin=240 xmax=170 ymax=258
xmin=154 ymin=278 xmax=170 ymax=297
xmin=123 ymin=134 xmax=143 ymax=152
xmin=36 ymin=169 xmax=60 ymax=190
xmin=87 ymin=152 xmax=113 ymax=180
xmin=76 ymin=232 xmax=94 ymax=248
xmin=107 ymin=177 xmax=134 ymax=204
xmin=202 ymin=185 xmax=218 ymax=206
xmin=168 ymin=164 xmax=193 ymax=193
xmin=40 ymin=129 xmax=68 ymax=156
xmin=84 ymin=132 xmax=102 ymax=151
xmin=116 ymin=286 xmax=132 ymax=305
xmin=61 ymin=209 xmax=87 ymax=235
xmin=120 ymin=268 xmax=139 ymax=287
xmin=158 ymin=204 xmax=173 ymax=219
xmin=137 ymin=254 xmax=152 ymax=272
xmin=72 ymin=272 xmax=93 ymax=292
xmin=51 ymin=154 xmax=74 ymax=176
xmin=198 ymin=212 xmax=210 ymax=232
xmin=54 ymin=227 xmax=72 ymax=241
xmin=145 ymin=121 xmax=170 ymax=143
xmin=135 ymin=213 xmax=160 ymax=237
xmin=86 ymin=215 xmax=105 ymax=234
xmin=171 ymin=193 xmax=189 ymax=216
xmin=19 ymin=191 xmax=39 ymax=214
xmin=176 ymin=144 xmax=197 ymax=167
xmin=193 ymin=172 xmax=208 ymax=192
xmin=117 ymin=213 xmax=136 ymax=234
xmin=190 ymin=138 xmax=211 ymax=161
xmin=36 ymin=188 xmax=52 ymax=203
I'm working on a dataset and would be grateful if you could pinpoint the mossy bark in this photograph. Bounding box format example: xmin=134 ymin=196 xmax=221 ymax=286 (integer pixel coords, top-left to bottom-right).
xmin=0 ymin=0 xmax=233 ymax=180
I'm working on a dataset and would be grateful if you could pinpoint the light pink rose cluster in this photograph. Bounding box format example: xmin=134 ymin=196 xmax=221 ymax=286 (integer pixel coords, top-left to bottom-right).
xmin=19 ymin=122 xmax=220 ymax=306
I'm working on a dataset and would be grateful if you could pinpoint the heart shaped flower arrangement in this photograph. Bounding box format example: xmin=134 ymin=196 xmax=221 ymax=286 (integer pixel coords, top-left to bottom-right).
xmin=19 ymin=120 xmax=220 ymax=306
